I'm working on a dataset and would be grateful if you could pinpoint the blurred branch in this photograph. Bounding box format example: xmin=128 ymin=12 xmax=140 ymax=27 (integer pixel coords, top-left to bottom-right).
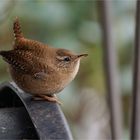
xmin=98 ymin=1 xmax=123 ymax=139
xmin=131 ymin=0 xmax=140 ymax=139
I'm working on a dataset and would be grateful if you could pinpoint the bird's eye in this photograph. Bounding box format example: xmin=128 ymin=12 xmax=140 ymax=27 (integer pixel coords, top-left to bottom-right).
xmin=64 ymin=56 xmax=71 ymax=62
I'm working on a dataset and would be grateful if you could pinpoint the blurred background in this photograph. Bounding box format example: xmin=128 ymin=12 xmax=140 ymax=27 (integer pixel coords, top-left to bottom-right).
xmin=0 ymin=0 xmax=136 ymax=139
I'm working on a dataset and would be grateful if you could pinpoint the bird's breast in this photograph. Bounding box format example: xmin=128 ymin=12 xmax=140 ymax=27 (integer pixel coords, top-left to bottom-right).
xmin=71 ymin=60 xmax=80 ymax=79
xmin=9 ymin=66 xmax=65 ymax=95
xmin=9 ymin=60 xmax=80 ymax=96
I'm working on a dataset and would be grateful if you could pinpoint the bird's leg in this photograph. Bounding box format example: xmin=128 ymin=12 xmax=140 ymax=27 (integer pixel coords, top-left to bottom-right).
xmin=33 ymin=94 xmax=62 ymax=105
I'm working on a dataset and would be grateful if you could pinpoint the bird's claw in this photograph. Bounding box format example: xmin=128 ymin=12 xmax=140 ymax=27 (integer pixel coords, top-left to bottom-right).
xmin=33 ymin=95 xmax=62 ymax=105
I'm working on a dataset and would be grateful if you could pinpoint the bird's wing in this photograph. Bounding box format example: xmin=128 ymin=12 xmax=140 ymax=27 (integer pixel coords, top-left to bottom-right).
xmin=0 ymin=50 xmax=52 ymax=80
xmin=13 ymin=17 xmax=46 ymax=50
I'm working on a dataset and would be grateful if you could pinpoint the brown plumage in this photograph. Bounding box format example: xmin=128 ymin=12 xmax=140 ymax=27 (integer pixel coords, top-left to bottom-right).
xmin=0 ymin=18 xmax=88 ymax=104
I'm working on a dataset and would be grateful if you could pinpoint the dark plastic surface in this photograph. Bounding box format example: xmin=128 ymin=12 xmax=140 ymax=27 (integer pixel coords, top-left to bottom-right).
xmin=0 ymin=82 xmax=73 ymax=140
xmin=0 ymin=107 xmax=39 ymax=139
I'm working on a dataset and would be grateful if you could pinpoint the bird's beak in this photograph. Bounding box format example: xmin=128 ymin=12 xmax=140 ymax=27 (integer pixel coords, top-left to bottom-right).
xmin=77 ymin=54 xmax=88 ymax=58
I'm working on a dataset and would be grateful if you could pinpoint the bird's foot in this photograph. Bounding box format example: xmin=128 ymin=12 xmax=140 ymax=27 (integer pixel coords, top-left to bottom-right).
xmin=33 ymin=94 xmax=62 ymax=105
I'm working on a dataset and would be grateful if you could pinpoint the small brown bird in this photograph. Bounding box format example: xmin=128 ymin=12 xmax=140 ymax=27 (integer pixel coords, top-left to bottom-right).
xmin=0 ymin=18 xmax=87 ymax=104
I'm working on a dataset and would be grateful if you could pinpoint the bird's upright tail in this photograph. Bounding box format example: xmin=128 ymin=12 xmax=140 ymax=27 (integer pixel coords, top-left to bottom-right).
xmin=13 ymin=17 xmax=23 ymax=40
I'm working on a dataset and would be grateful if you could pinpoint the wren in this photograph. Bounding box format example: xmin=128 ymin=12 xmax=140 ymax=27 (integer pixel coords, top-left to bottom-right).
xmin=0 ymin=18 xmax=88 ymax=104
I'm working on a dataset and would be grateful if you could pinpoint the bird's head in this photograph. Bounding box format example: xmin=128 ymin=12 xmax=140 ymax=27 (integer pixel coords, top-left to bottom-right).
xmin=54 ymin=48 xmax=88 ymax=74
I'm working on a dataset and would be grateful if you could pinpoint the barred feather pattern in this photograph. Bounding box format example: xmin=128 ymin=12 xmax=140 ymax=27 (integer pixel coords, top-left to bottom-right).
xmin=13 ymin=17 xmax=23 ymax=40
xmin=0 ymin=50 xmax=47 ymax=76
